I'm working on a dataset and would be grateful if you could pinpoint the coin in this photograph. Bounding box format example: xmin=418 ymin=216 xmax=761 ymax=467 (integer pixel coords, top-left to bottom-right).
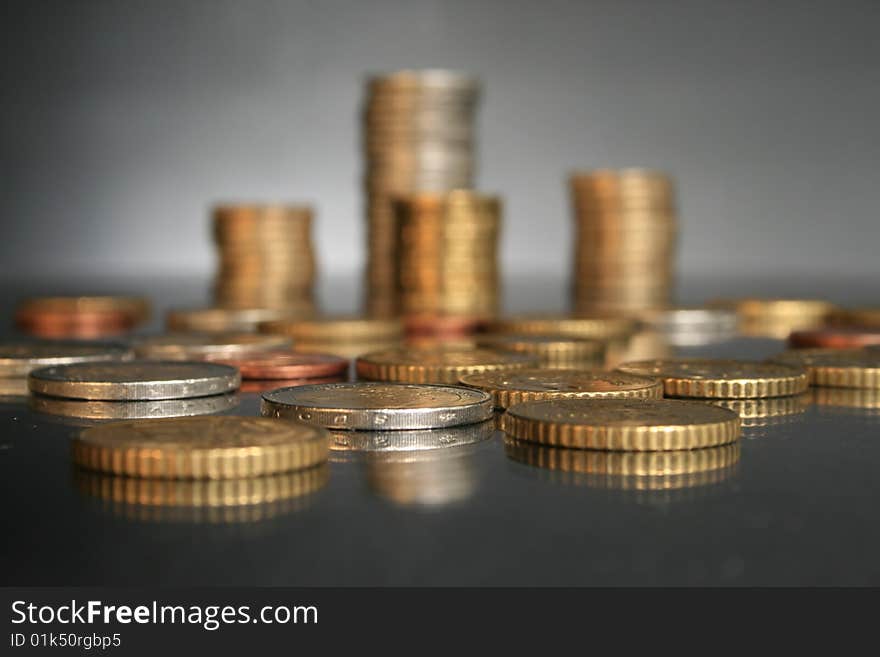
xmin=239 ymin=376 xmax=347 ymax=394
xmin=771 ymin=348 xmax=880 ymax=388
xmin=638 ymin=308 xmax=738 ymax=346
xmin=0 ymin=341 xmax=132 ymax=377
xmin=485 ymin=314 xmax=637 ymax=340
xmin=830 ymin=307 xmax=880 ymax=327
xmin=404 ymin=313 xmax=490 ymax=337
xmin=30 ymin=393 xmax=239 ymax=420
xmin=327 ymin=419 xmax=494 ymax=452
xmin=15 ymin=296 xmax=150 ymax=338
xmin=616 ymin=358 xmax=808 ymax=398
xmin=166 ymin=307 xmax=291 ymax=333
xmin=73 ymin=416 xmax=329 ymax=478
xmin=260 ymin=316 xmax=404 ymax=342
xmin=356 ymin=347 xmax=537 ymax=383
xmin=261 ymin=382 xmax=493 ymax=429
xmin=474 ymin=334 xmax=606 ymax=368
xmin=459 ymin=368 xmax=663 ymax=408
xmin=28 ymin=361 xmax=240 ymax=400
xmin=500 ymin=398 xmax=741 ymax=450
xmin=708 ymin=298 xmax=837 ymax=338
xmin=789 ymin=327 xmax=880 ymax=349
xmin=205 ymin=351 xmax=349 ymax=380
xmin=134 ymin=333 xmax=291 ymax=360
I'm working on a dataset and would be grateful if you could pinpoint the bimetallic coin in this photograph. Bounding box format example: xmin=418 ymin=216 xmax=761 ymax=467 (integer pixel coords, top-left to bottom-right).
xmin=259 ymin=316 xmax=404 ymax=342
xmin=134 ymin=333 xmax=291 ymax=360
xmin=501 ymin=398 xmax=741 ymax=451
xmin=28 ymin=361 xmax=240 ymax=400
xmin=328 ymin=420 xmax=494 ymax=452
xmin=206 ymin=351 xmax=349 ymax=380
xmin=0 ymin=341 xmax=132 ymax=377
xmin=356 ymin=348 xmax=537 ymax=384
xmin=261 ymin=382 xmax=493 ymax=430
xmin=30 ymin=393 xmax=239 ymax=420
xmin=638 ymin=308 xmax=738 ymax=346
xmin=771 ymin=348 xmax=880 ymax=388
xmin=73 ymin=416 xmax=329 ymax=478
xmin=459 ymin=368 xmax=663 ymax=409
xmin=616 ymin=358 xmax=808 ymax=398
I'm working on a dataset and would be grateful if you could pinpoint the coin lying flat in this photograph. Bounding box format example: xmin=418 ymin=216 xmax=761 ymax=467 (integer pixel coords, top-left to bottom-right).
xmin=261 ymin=382 xmax=493 ymax=430
xmin=30 ymin=393 xmax=239 ymax=420
xmin=708 ymin=298 xmax=836 ymax=338
xmin=637 ymin=308 xmax=738 ymax=346
xmin=771 ymin=348 xmax=880 ymax=388
xmin=133 ymin=333 xmax=291 ymax=360
xmin=0 ymin=341 xmax=132 ymax=377
xmin=356 ymin=348 xmax=537 ymax=384
xmin=459 ymin=368 xmax=663 ymax=409
xmin=328 ymin=420 xmax=494 ymax=452
xmin=616 ymin=358 xmax=808 ymax=398
xmin=15 ymin=296 xmax=151 ymax=338
xmin=501 ymin=398 xmax=741 ymax=450
xmin=474 ymin=334 xmax=606 ymax=368
xmin=73 ymin=416 xmax=329 ymax=479
xmin=166 ymin=307 xmax=291 ymax=333
xmin=789 ymin=327 xmax=880 ymax=350
xmin=485 ymin=314 xmax=637 ymax=340
xmin=259 ymin=316 xmax=404 ymax=342
xmin=28 ymin=361 xmax=240 ymax=400
xmin=206 ymin=351 xmax=349 ymax=380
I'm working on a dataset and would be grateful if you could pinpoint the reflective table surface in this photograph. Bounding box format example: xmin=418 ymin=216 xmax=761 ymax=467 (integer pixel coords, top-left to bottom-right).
xmin=2 ymin=275 xmax=879 ymax=585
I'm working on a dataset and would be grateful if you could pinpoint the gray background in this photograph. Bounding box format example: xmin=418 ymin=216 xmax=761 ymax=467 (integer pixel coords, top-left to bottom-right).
xmin=2 ymin=0 xmax=878 ymax=286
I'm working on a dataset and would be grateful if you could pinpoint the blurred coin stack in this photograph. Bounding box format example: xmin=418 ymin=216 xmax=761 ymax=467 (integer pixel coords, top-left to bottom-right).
xmin=395 ymin=191 xmax=500 ymax=317
xmin=212 ymin=205 xmax=317 ymax=314
xmin=362 ymin=70 xmax=481 ymax=316
xmin=569 ymin=169 xmax=678 ymax=314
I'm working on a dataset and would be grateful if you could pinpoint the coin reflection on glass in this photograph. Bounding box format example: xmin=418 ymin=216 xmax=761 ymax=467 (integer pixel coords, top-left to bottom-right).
xmin=706 ymin=394 xmax=810 ymax=428
xmin=74 ymin=465 xmax=328 ymax=524
xmin=811 ymin=387 xmax=880 ymax=415
xmin=365 ymin=443 xmax=483 ymax=508
xmin=29 ymin=393 xmax=240 ymax=421
xmin=504 ymin=436 xmax=740 ymax=492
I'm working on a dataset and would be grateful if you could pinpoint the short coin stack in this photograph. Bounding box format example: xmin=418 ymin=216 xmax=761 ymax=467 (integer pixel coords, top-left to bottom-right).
xmin=362 ymin=70 xmax=481 ymax=316
xmin=213 ymin=204 xmax=317 ymax=314
xmin=569 ymin=169 xmax=678 ymax=314
xmin=395 ymin=190 xmax=501 ymax=317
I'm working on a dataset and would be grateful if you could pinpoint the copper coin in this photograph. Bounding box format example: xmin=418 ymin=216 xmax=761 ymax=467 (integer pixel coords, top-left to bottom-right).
xmin=16 ymin=312 xmax=137 ymax=338
xmin=239 ymin=376 xmax=347 ymax=394
xmin=789 ymin=327 xmax=880 ymax=349
xmin=207 ymin=351 xmax=349 ymax=380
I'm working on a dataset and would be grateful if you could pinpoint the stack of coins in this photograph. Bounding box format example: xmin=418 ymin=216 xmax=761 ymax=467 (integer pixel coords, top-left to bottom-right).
xmin=15 ymin=296 xmax=150 ymax=339
xmin=363 ymin=70 xmax=481 ymax=316
xmin=395 ymin=191 xmax=501 ymax=317
xmin=212 ymin=204 xmax=317 ymax=313
xmin=569 ymin=169 xmax=678 ymax=314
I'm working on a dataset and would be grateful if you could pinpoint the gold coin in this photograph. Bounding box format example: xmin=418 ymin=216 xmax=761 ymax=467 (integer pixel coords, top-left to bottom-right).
xmin=771 ymin=348 xmax=880 ymax=388
xmin=485 ymin=314 xmax=638 ymax=340
xmin=474 ymin=334 xmax=606 ymax=367
xmin=72 ymin=416 xmax=329 ymax=479
xmin=0 ymin=340 xmax=133 ymax=377
xmin=500 ymin=398 xmax=741 ymax=450
xmin=166 ymin=308 xmax=291 ymax=333
xmin=260 ymin=316 xmax=404 ymax=342
xmin=356 ymin=347 xmax=537 ymax=383
xmin=709 ymin=297 xmax=836 ymax=319
xmin=616 ymin=358 xmax=808 ymax=398
xmin=459 ymin=368 xmax=663 ymax=408
xmin=134 ymin=333 xmax=291 ymax=360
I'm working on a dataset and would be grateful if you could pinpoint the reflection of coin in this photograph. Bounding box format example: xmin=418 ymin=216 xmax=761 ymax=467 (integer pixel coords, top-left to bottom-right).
xmin=811 ymin=387 xmax=880 ymax=410
xmin=262 ymin=382 xmax=493 ymax=429
xmin=73 ymin=416 xmax=329 ymax=478
xmin=771 ymin=348 xmax=880 ymax=388
xmin=30 ymin=393 xmax=239 ymax=420
xmin=28 ymin=361 xmax=240 ymax=400
xmin=74 ymin=466 xmax=328 ymax=524
xmin=459 ymin=368 xmax=662 ymax=408
xmin=356 ymin=347 xmax=537 ymax=383
xmin=617 ymin=358 xmax=808 ymax=398
xmin=706 ymin=394 xmax=809 ymax=428
xmin=504 ymin=436 xmax=740 ymax=491
xmin=206 ymin=351 xmax=349 ymax=379
xmin=134 ymin=333 xmax=291 ymax=360
xmin=0 ymin=340 xmax=132 ymax=377
xmin=328 ymin=420 xmax=494 ymax=452
xmin=501 ymin=398 xmax=740 ymax=450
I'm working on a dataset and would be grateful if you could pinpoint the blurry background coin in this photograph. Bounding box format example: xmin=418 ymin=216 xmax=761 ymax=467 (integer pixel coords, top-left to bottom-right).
xmin=205 ymin=351 xmax=349 ymax=380
xmin=485 ymin=314 xmax=637 ymax=341
xmin=473 ymin=334 xmax=606 ymax=369
xmin=72 ymin=416 xmax=329 ymax=478
xmin=708 ymin=298 xmax=837 ymax=339
xmin=771 ymin=348 xmax=880 ymax=388
xmin=28 ymin=361 xmax=240 ymax=400
xmin=166 ymin=307 xmax=291 ymax=333
xmin=0 ymin=340 xmax=132 ymax=377
xmin=355 ymin=347 xmax=537 ymax=383
xmin=788 ymin=327 xmax=880 ymax=350
xmin=262 ymin=382 xmax=493 ymax=430
xmin=14 ymin=296 xmax=150 ymax=338
xmin=134 ymin=332 xmax=291 ymax=360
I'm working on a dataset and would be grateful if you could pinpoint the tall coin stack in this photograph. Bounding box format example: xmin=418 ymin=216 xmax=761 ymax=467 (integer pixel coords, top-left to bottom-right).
xmin=213 ymin=204 xmax=317 ymax=314
xmin=362 ymin=70 xmax=481 ymax=316
xmin=569 ymin=169 xmax=678 ymax=314
xmin=395 ymin=191 xmax=501 ymax=318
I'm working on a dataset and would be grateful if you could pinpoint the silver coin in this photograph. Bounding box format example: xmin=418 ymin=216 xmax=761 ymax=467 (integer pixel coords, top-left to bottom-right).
xmin=133 ymin=333 xmax=291 ymax=360
xmin=28 ymin=361 xmax=241 ymax=400
xmin=327 ymin=420 xmax=494 ymax=452
xmin=261 ymin=382 xmax=493 ymax=430
xmin=30 ymin=392 xmax=240 ymax=420
xmin=0 ymin=340 xmax=132 ymax=377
